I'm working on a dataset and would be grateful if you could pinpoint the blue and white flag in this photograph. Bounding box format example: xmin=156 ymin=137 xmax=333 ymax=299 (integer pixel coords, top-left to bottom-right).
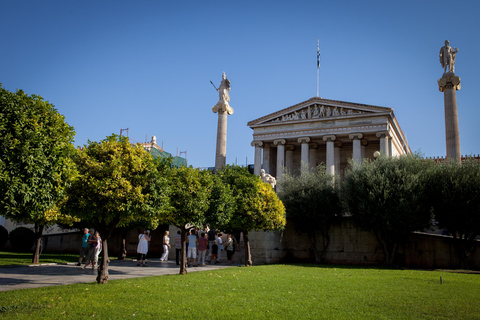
xmin=317 ymin=39 xmax=320 ymax=69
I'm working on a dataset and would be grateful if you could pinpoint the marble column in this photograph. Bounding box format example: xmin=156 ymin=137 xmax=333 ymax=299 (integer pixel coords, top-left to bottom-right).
xmin=361 ymin=139 xmax=368 ymax=159
xmin=438 ymin=72 xmax=461 ymax=161
xmin=298 ymin=137 xmax=311 ymax=174
xmin=285 ymin=145 xmax=294 ymax=175
xmin=323 ymin=135 xmax=336 ymax=175
xmin=251 ymin=141 xmax=263 ymax=176
xmin=334 ymin=141 xmax=342 ymax=177
xmin=376 ymin=131 xmax=390 ymax=156
xmin=274 ymin=139 xmax=286 ymax=182
xmin=263 ymin=145 xmax=271 ymax=174
xmin=309 ymin=143 xmax=318 ymax=171
xmin=349 ymin=133 xmax=363 ymax=164
xmin=214 ymin=110 xmax=228 ymax=171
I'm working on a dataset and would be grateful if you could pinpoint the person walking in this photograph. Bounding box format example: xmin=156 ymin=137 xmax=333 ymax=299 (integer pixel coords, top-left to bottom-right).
xmin=77 ymin=228 xmax=90 ymax=266
xmin=197 ymin=232 xmax=208 ymax=266
xmin=207 ymin=227 xmax=216 ymax=262
xmin=187 ymin=229 xmax=198 ymax=267
xmin=215 ymin=233 xmax=224 ymax=263
xmin=175 ymin=230 xmax=182 ymax=265
xmin=160 ymin=231 xmax=171 ymax=262
xmin=82 ymin=228 xmax=96 ymax=270
xmin=224 ymin=234 xmax=234 ymax=265
xmin=136 ymin=229 xmax=150 ymax=267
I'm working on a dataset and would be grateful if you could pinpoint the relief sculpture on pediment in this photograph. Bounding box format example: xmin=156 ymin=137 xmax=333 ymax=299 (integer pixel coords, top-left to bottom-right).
xmin=269 ymin=104 xmax=364 ymax=123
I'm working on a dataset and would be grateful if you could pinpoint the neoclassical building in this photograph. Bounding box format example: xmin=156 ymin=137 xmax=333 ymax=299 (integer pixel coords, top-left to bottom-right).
xmin=248 ymin=97 xmax=411 ymax=180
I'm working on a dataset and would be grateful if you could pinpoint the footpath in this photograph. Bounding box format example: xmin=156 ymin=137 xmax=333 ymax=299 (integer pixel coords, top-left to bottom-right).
xmin=0 ymin=260 xmax=235 ymax=292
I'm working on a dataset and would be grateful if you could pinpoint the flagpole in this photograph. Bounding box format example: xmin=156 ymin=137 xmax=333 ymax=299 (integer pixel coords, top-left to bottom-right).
xmin=316 ymin=39 xmax=320 ymax=97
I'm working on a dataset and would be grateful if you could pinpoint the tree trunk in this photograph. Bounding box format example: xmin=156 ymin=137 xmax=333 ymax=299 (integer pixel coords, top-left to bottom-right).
xmin=243 ymin=230 xmax=252 ymax=266
xmin=32 ymin=223 xmax=44 ymax=264
xmin=117 ymin=228 xmax=128 ymax=260
xmin=309 ymin=232 xmax=321 ymax=264
xmin=179 ymin=227 xmax=187 ymax=274
xmin=96 ymin=238 xmax=109 ymax=284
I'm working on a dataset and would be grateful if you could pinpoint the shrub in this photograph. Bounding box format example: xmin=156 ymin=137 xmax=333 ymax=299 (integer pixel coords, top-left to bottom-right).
xmin=0 ymin=225 xmax=8 ymax=249
xmin=9 ymin=227 xmax=35 ymax=252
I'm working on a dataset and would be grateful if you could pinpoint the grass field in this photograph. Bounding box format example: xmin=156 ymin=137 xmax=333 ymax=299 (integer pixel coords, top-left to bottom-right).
xmin=0 ymin=264 xmax=479 ymax=319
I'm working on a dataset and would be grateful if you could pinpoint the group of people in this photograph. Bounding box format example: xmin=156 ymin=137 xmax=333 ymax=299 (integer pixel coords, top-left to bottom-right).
xmin=77 ymin=227 xmax=102 ymax=269
xmin=180 ymin=228 xmax=238 ymax=267
xmin=134 ymin=226 xmax=239 ymax=267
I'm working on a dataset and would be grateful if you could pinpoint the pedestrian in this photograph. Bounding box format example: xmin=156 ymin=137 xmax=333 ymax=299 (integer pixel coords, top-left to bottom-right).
xmin=160 ymin=230 xmax=171 ymax=262
xmin=207 ymin=227 xmax=216 ymax=262
xmin=224 ymin=234 xmax=234 ymax=265
xmin=215 ymin=233 xmax=223 ymax=263
xmin=210 ymin=241 xmax=218 ymax=264
xmin=77 ymin=228 xmax=90 ymax=266
xmin=136 ymin=228 xmax=151 ymax=267
xmin=187 ymin=229 xmax=198 ymax=267
xmin=197 ymin=232 xmax=208 ymax=266
xmin=231 ymin=234 xmax=238 ymax=264
xmin=83 ymin=228 xmax=97 ymax=269
xmin=175 ymin=230 xmax=182 ymax=265
xmin=92 ymin=230 xmax=102 ymax=270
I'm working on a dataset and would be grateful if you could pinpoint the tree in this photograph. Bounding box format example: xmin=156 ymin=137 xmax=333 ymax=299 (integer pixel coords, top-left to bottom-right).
xmin=342 ymin=155 xmax=433 ymax=265
xmin=64 ymin=135 xmax=170 ymax=283
xmin=0 ymin=87 xmax=76 ymax=263
xmin=218 ymin=165 xmax=286 ymax=266
xmin=426 ymin=158 xmax=480 ymax=269
xmin=163 ymin=166 xmax=213 ymax=274
xmin=279 ymin=164 xmax=341 ymax=263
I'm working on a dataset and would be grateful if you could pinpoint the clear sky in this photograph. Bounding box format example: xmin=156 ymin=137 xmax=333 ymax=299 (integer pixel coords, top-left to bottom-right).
xmin=1 ymin=0 xmax=479 ymax=168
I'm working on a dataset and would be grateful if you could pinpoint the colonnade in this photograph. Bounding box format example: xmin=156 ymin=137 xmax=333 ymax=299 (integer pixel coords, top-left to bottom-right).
xmin=251 ymin=132 xmax=392 ymax=180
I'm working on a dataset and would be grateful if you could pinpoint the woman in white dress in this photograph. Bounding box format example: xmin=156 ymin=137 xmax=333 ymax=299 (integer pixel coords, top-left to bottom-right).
xmin=160 ymin=231 xmax=170 ymax=262
xmin=136 ymin=229 xmax=150 ymax=266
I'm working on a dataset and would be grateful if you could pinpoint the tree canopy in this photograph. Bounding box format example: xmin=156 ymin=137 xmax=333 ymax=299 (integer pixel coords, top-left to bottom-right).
xmin=64 ymin=135 xmax=170 ymax=283
xmin=0 ymin=87 xmax=77 ymax=263
xmin=426 ymin=158 xmax=480 ymax=268
xmin=279 ymin=165 xmax=341 ymax=263
xmin=218 ymin=165 xmax=286 ymax=266
xmin=342 ymin=155 xmax=433 ymax=265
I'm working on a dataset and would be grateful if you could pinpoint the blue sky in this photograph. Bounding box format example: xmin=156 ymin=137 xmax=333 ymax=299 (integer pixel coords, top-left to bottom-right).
xmin=1 ymin=0 xmax=479 ymax=168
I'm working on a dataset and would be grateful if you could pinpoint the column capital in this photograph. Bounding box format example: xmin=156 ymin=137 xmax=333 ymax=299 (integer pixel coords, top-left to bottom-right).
xmin=309 ymin=143 xmax=319 ymax=149
xmin=438 ymin=74 xmax=461 ymax=92
xmin=251 ymin=141 xmax=263 ymax=147
xmin=334 ymin=141 xmax=343 ymax=148
xmin=273 ymin=139 xmax=286 ymax=146
xmin=297 ymin=137 xmax=311 ymax=144
xmin=286 ymin=145 xmax=295 ymax=151
xmin=361 ymin=139 xmax=368 ymax=146
xmin=323 ymin=135 xmax=336 ymax=142
xmin=376 ymin=131 xmax=390 ymax=138
xmin=349 ymin=133 xmax=363 ymax=140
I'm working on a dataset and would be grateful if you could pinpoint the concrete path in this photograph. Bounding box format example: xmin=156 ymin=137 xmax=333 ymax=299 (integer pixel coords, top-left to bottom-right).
xmin=0 ymin=260 xmax=237 ymax=292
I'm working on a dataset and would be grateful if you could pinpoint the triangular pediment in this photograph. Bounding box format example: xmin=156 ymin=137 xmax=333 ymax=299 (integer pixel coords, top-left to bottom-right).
xmin=248 ymin=97 xmax=393 ymax=127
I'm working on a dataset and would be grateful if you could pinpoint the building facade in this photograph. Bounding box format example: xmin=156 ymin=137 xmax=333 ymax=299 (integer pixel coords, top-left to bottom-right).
xmin=248 ymin=97 xmax=411 ymax=181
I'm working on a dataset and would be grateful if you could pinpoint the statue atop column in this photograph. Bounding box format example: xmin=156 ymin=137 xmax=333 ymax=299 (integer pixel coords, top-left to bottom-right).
xmin=212 ymin=72 xmax=234 ymax=115
xmin=439 ymin=40 xmax=458 ymax=74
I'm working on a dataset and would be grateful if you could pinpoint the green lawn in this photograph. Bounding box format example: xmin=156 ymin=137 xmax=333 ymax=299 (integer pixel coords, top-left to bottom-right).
xmin=0 ymin=251 xmax=133 ymax=266
xmin=0 ymin=264 xmax=478 ymax=319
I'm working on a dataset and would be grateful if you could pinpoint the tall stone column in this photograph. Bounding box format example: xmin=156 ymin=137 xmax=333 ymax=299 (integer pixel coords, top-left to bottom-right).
xmin=298 ymin=137 xmax=311 ymax=174
xmin=285 ymin=145 xmax=294 ymax=175
xmin=334 ymin=141 xmax=342 ymax=177
xmin=323 ymin=135 xmax=336 ymax=175
xmin=438 ymin=73 xmax=461 ymax=161
xmin=376 ymin=131 xmax=390 ymax=156
xmin=349 ymin=133 xmax=363 ymax=164
xmin=309 ymin=143 xmax=318 ymax=171
xmin=274 ymin=139 xmax=286 ymax=182
xmin=263 ymin=145 xmax=271 ymax=174
xmin=251 ymin=141 xmax=263 ymax=176
xmin=212 ymin=72 xmax=234 ymax=172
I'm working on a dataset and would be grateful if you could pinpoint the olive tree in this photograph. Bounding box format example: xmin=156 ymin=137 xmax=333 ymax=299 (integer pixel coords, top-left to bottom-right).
xmin=427 ymin=158 xmax=480 ymax=269
xmin=342 ymin=155 xmax=433 ymax=265
xmin=279 ymin=164 xmax=341 ymax=263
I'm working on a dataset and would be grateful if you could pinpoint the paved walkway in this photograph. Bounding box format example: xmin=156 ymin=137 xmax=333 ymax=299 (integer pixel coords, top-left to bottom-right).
xmin=0 ymin=260 xmax=237 ymax=292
